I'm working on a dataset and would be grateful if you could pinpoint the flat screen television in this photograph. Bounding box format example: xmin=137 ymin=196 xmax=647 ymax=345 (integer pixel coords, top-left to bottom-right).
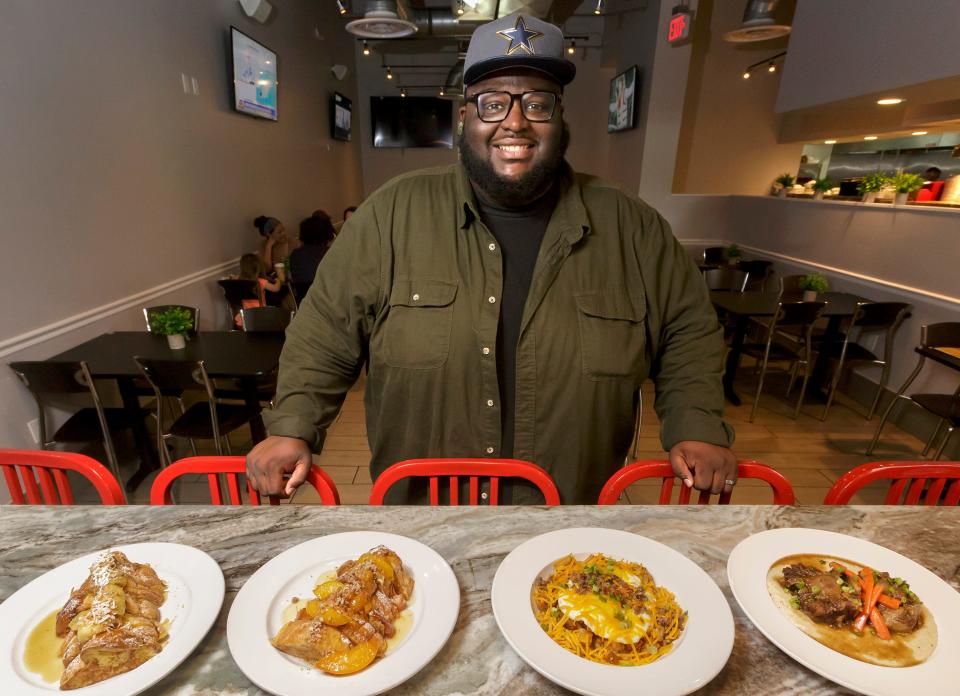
xmin=371 ymin=97 xmax=453 ymax=149
xmin=331 ymin=92 xmax=352 ymax=141
xmin=231 ymin=27 xmax=278 ymax=121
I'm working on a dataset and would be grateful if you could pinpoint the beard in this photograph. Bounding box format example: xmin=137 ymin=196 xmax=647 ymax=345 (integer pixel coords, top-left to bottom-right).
xmin=460 ymin=122 xmax=570 ymax=208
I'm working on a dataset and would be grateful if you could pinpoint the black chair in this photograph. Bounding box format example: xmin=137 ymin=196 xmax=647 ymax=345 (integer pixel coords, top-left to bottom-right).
xmin=217 ymin=279 xmax=260 ymax=327
xmin=134 ymin=357 xmax=263 ymax=466
xmin=291 ymin=281 xmax=312 ymax=306
xmin=868 ymin=322 xmax=960 ymax=459
xmin=143 ymin=305 xmax=199 ymax=335
xmin=739 ymin=260 xmax=773 ymax=292
xmin=702 ymin=246 xmax=726 ymax=265
xmin=9 ymin=361 xmax=149 ymax=487
xmin=778 ymin=274 xmax=807 ymax=294
xmin=820 ymin=302 xmax=912 ymax=421
xmin=703 ymin=267 xmax=749 ymax=292
xmin=240 ymin=306 xmax=291 ymax=332
xmin=740 ymin=301 xmax=827 ymax=422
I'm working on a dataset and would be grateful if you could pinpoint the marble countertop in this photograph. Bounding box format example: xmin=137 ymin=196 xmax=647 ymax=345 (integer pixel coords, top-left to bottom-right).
xmin=2 ymin=505 xmax=958 ymax=695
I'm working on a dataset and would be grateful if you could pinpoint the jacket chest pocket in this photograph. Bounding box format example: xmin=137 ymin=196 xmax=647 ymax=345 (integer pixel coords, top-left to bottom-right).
xmin=575 ymin=290 xmax=647 ymax=380
xmin=382 ymin=279 xmax=458 ymax=369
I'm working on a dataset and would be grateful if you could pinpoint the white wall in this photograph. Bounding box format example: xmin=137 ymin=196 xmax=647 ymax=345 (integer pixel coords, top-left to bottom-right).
xmin=0 ymin=0 xmax=363 ymax=458
xmin=777 ymin=0 xmax=960 ymax=113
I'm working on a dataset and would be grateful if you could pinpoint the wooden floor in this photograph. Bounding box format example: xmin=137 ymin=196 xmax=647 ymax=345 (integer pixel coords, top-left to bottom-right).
xmin=113 ymin=364 xmax=933 ymax=505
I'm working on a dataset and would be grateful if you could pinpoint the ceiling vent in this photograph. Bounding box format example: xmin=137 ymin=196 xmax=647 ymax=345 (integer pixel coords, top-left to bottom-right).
xmin=346 ymin=1 xmax=418 ymax=39
xmin=723 ymin=0 xmax=791 ymax=43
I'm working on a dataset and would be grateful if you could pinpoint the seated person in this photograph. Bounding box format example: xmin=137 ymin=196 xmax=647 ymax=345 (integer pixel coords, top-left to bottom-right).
xmin=234 ymin=253 xmax=283 ymax=327
xmin=333 ymin=206 xmax=357 ymax=234
xmin=290 ymin=212 xmax=336 ymax=292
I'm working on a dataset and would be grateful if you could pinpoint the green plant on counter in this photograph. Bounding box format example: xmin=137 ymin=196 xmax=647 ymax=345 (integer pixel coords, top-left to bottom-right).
xmin=890 ymin=170 xmax=924 ymax=193
xmin=811 ymin=177 xmax=835 ymax=193
xmin=798 ymin=273 xmax=829 ymax=293
xmin=775 ymin=173 xmax=795 ymax=187
xmin=857 ymin=173 xmax=889 ymax=193
xmin=725 ymin=243 xmax=742 ymax=259
xmin=148 ymin=307 xmax=195 ymax=338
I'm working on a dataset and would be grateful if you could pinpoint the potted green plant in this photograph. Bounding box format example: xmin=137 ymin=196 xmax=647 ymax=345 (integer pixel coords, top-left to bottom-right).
xmin=725 ymin=243 xmax=742 ymax=266
xmin=798 ymin=273 xmax=828 ymax=301
xmin=889 ymin=170 xmax=924 ymax=206
xmin=774 ymin=173 xmax=795 ymax=198
xmin=857 ymin=172 xmax=888 ymax=204
xmin=811 ymin=178 xmax=834 ymax=200
xmin=149 ymin=307 xmax=195 ymax=349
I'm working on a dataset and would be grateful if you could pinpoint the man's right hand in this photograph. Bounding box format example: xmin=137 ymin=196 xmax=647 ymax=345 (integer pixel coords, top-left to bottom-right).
xmin=246 ymin=436 xmax=313 ymax=497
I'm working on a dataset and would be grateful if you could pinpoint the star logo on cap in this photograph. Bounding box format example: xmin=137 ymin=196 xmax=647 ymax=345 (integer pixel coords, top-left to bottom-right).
xmin=496 ymin=16 xmax=543 ymax=56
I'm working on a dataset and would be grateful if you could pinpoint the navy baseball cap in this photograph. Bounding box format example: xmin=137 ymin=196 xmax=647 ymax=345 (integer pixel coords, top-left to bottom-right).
xmin=463 ymin=14 xmax=576 ymax=87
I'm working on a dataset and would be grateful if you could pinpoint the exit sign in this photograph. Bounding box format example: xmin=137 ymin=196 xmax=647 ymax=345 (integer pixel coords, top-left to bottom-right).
xmin=668 ymin=6 xmax=693 ymax=44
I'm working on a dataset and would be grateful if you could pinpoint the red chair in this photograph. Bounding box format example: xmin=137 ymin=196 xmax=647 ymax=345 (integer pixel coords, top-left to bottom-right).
xmin=368 ymin=458 xmax=561 ymax=505
xmin=0 ymin=449 xmax=125 ymax=505
xmin=823 ymin=460 xmax=960 ymax=505
xmin=149 ymin=456 xmax=340 ymax=506
xmin=597 ymin=460 xmax=796 ymax=505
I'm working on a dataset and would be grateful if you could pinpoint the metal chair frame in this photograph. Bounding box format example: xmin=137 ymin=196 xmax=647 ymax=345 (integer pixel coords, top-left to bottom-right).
xmin=703 ymin=267 xmax=750 ymax=292
xmin=702 ymin=246 xmax=726 ymax=265
xmin=821 ymin=302 xmax=911 ymax=421
xmin=1 ymin=449 xmax=126 ymax=505
xmin=240 ymin=306 xmax=291 ymax=332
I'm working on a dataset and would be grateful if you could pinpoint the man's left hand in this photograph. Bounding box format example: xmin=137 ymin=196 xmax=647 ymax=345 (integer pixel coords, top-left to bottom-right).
xmin=669 ymin=441 xmax=738 ymax=495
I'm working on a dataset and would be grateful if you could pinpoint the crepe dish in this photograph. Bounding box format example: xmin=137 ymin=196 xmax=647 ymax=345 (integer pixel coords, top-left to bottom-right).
xmin=532 ymin=553 xmax=686 ymax=666
xmin=271 ymin=545 xmax=414 ymax=675
xmin=48 ymin=550 xmax=168 ymax=689
xmin=768 ymin=554 xmax=937 ymax=667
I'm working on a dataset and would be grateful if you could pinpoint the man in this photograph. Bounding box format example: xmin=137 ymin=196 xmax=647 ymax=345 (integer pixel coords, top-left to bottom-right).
xmin=246 ymin=14 xmax=737 ymax=503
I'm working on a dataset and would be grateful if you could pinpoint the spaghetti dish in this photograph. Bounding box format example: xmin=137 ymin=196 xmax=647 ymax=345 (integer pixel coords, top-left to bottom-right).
xmin=532 ymin=553 xmax=686 ymax=666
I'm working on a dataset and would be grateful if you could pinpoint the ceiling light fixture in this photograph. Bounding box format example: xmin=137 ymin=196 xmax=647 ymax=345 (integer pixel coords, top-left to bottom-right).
xmin=439 ymin=86 xmax=445 ymax=96
xmin=567 ymin=40 xmax=576 ymax=55
xmin=594 ymin=0 xmax=603 ymax=15
xmin=863 ymin=135 xmax=878 ymax=140
xmin=457 ymin=0 xmax=465 ymax=16
xmin=824 ymin=140 xmax=837 ymax=144
xmin=876 ymin=98 xmax=903 ymax=105
xmin=362 ymin=40 xmax=370 ymax=56
xmin=337 ymin=0 xmax=347 ymax=16
xmin=386 ymin=66 xmax=392 ymax=79
xmin=742 ymin=71 xmax=750 ymax=79
xmin=912 ymin=131 xmax=928 ymax=136
xmin=400 ymin=87 xmax=407 ymax=97
xmin=767 ymin=62 xmax=776 ymax=72
xmin=740 ymin=51 xmax=786 ymax=80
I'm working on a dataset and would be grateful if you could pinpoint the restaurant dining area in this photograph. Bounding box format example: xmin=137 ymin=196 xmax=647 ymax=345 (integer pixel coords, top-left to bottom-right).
xmin=2 ymin=1 xmax=960 ymax=695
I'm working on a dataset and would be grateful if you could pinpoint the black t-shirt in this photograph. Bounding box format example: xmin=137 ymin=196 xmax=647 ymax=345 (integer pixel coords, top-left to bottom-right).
xmin=475 ymin=185 xmax=558 ymax=458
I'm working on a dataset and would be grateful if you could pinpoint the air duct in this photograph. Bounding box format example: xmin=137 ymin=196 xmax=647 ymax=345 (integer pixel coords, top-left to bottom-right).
xmin=722 ymin=0 xmax=791 ymax=43
xmin=438 ymin=57 xmax=465 ymax=100
xmin=346 ymin=0 xmax=418 ymax=39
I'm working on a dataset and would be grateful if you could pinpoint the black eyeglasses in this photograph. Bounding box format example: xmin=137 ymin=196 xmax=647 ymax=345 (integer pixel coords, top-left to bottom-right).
xmin=466 ymin=90 xmax=561 ymax=123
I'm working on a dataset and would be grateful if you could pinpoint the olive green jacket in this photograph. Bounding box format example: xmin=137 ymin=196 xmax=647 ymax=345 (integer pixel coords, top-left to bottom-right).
xmin=263 ymin=163 xmax=734 ymax=503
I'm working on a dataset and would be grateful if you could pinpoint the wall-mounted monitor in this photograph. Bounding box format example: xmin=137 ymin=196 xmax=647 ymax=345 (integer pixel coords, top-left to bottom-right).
xmin=370 ymin=97 xmax=453 ymax=149
xmin=231 ymin=27 xmax=278 ymax=121
xmin=331 ymin=92 xmax=352 ymax=142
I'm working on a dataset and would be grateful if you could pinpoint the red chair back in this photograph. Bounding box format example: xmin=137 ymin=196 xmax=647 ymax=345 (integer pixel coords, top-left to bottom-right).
xmin=824 ymin=460 xmax=960 ymax=505
xmin=149 ymin=456 xmax=340 ymax=506
xmin=0 ymin=449 xmax=125 ymax=505
xmin=597 ymin=460 xmax=795 ymax=505
xmin=368 ymin=458 xmax=560 ymax=505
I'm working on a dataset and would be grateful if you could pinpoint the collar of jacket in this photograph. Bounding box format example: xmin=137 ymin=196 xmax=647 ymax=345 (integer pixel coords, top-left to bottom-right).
xmin=454 ymin=161 xmax=590 ymax=246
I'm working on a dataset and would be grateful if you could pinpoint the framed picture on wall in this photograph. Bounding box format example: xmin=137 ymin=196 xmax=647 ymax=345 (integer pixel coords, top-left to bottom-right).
xmin=607 ymin=66 xmax=639 ymax=133
xmin=331 ymin=92 xmax=352 ymax=142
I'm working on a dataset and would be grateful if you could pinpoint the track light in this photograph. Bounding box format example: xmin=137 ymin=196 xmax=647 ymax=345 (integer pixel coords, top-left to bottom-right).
xmin=567 ymin=40 xmax=576 ymax=55
xmin=742 ymin=71 xmax=750 ymax=79
xmin=386 ymin=66 xmax=392 ymax=80
xmin=457 ymin=0 xmax=465 ymax=15
xmin=362 ymin=40 xmax=370 ymax=56
xmin=439 ymin=86 xmax=445 ymax=96
xmin=767 ymin=62 xmax=776 ymax=73
xmin=594 ymin=0 xmax=603 ymax=15
xmin=337 ymin=0 xmax=347 ymax=16
xmin=400 ymin=87 xmax=407 ymax=97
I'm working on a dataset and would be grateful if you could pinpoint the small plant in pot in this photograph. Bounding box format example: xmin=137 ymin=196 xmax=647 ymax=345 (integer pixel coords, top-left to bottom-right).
xmin=774 ymin=173 xmax=795 ymax=198
xmin=798 ymin=273 xmax=828 ymax=301
xmin=811 ymin=177 xmax=834 ymax=200
xmin=889 ymin=170 xmax=924 ymax=206
xmin=149 ymin=307 xmax=195 ymax=349
xmin=857 ymin=173 xmax=888 ymax=203
xmin=725 ymin=243 xmax=742 ymax=266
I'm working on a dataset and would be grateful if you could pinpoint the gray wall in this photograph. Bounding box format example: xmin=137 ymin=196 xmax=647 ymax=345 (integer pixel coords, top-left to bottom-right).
xmin=777 ymin=0 xmax=960 ymax=112
xmin=0 ymin=0 xmax=363 ymax=469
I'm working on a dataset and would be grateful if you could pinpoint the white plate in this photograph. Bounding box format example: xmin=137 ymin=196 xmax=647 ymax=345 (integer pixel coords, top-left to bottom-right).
xmin=0 ymin=542 xmax=224 ymax=695
xmin=727 ymin=528 xmax=960 ymax=696
xmin=227 ymin=531 xmax=459 ymax=696
xmin=491 ymin=528 xmax=734 ymax=696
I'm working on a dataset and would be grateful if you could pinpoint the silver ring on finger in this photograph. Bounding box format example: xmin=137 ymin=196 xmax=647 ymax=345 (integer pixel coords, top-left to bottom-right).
xmin=724 ymin=479 xmax=736 ymax=487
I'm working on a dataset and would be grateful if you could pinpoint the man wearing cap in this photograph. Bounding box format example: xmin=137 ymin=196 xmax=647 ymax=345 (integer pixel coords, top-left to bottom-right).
xmin=246 ymin=14 xmax=737 ymax=504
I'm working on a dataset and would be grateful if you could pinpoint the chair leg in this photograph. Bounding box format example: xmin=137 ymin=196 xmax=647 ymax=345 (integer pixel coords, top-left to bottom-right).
xmin=867 ymin=363 xmax=892 ymax=421
xmin=786 ymin=362 xmax=799 ymax=397
xmin=223 ymin=434 xmax=233 ymax=456
xmin=749 ymin=358 xmax=770 ymax=423
xmin=932 ymin=427 xmax=956 ymax=460
xmin=866 ymin=356 xmax=924 ymax=456
xmin=922 ymin=420 xmax=945 ymax=457
xmin=821 ymin=368 xmax=843 ymax=421
xmin=794 ymin=361 xmax=814 ymax=419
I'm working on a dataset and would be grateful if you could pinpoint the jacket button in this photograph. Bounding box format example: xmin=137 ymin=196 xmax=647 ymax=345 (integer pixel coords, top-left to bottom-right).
xmin=486 ymin=399 xmax=494 ymax=407
xmin=488 ymin=296 xmax=496 ymax=304
xmin=412 ymin=293 xmax=420 ymax=301
xmin=488 ymin=243 xmax=496 ymax=251
xmin=486 ymin=446 xmax=494 ymax=454
xmin=482 ymin=347 xmax=490 ymax=355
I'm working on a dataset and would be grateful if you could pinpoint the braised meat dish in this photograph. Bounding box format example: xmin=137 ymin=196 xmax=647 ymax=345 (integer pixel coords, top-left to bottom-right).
xmin=271 ymin=546 xmax=414 ymax=675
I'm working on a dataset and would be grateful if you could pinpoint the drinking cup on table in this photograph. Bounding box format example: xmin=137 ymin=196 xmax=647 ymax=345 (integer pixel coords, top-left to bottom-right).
xmin=274 ymin=262 xmax=285 ymax=280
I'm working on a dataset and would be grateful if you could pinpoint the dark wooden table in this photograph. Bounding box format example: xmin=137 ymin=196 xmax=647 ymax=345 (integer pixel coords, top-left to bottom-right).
xmin=710 ymin=291 xmax=872 ymax=405
xmin=48 ymin=331 xmax=285 ymax=490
